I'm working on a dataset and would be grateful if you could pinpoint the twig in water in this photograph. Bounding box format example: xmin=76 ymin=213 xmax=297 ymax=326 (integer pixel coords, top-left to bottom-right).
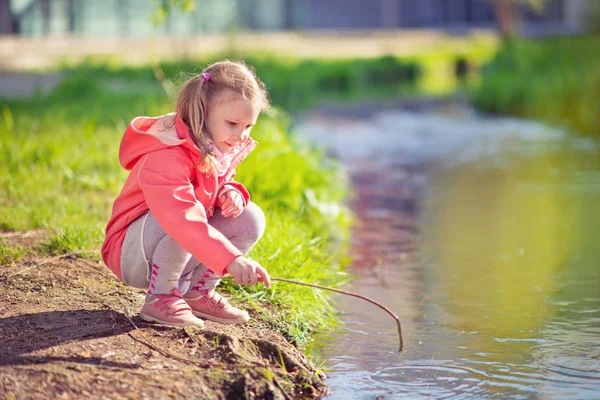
xmin=269 ymin=277 xmax=404 ymax=352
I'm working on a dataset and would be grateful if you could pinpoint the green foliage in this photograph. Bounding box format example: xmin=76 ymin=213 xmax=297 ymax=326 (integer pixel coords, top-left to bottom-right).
xmin=518 ymin=0 xmax=548 ymax=11
xmin=151 ymin=0 xmax=196 ymax=25
xmin=248 ymin=55 xmax=420 ymax=109
xmin=470 ymin=36 xmax=600 ymax=136
xmin=585 ymin=0 xmax=600 ymax=33
xmin=55 ymin=53 xmax=421 ymax=111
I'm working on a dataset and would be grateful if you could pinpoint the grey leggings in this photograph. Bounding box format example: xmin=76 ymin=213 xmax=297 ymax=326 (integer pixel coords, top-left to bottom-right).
xmin=120 ymin=202 xmax=266 ymax=295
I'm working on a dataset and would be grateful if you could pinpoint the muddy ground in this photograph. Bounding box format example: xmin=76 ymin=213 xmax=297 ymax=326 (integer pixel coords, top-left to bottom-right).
xmin=0 ymin=231 xmax=327 ymax=400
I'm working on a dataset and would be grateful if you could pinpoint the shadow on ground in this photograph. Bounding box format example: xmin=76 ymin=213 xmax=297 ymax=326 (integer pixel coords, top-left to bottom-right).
xmin=0 ymin=309 xmax=134 ymax=366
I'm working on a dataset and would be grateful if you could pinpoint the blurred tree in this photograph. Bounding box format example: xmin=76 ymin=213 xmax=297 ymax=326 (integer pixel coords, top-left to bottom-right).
xmin=152 ymin=0 xmax=196 ymax=25
xmin=491 ymin=0 xmax=547 ymax=38
xmin=0 ymin=0 xmax=15 ymax=34
xmin=585 ymin=0 xmax=600 ymax=33
xmin=40 ymin=0 xmax=50 ymax=35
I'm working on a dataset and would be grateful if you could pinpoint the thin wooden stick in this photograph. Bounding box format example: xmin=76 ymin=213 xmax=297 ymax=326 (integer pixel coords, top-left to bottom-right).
xmin=0 ymin=229 xmax=43 ymax=239
xmin=270 ymin=278 xmax=404 ymax=352
xmin=7 ymin=253 xmax=73 ymax=278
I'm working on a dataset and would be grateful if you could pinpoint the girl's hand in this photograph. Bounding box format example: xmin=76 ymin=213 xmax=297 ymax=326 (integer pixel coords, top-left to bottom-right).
xmin=219 ymin=190 xmax=244 ymax=218
xmin=226 ymin=256 xmax=271 ymax=288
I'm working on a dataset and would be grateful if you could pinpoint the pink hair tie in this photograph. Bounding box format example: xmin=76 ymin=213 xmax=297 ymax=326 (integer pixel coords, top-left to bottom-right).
xmin=202 ymin=72 xmax=210 ymax=82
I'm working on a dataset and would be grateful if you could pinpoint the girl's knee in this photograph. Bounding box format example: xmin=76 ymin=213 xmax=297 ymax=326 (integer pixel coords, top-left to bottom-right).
xmin=209 ymin=202 xmax=266 ymax=253
xmin=241 ymin=202 xmax=266 ymax=241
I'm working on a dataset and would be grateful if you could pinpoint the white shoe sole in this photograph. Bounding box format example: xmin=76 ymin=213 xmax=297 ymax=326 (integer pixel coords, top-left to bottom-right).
xmin=191 ymin=310 xmax=249 ymax=325
xmin=139 ymin=313 xmax=204 ymax=328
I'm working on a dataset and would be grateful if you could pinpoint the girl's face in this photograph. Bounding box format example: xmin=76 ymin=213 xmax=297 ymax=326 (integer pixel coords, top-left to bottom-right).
xmin=206 ymin=92 xmax=259 ymax=154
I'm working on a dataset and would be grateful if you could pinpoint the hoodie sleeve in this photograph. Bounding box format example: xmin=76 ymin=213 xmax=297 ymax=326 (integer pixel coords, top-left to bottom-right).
xmin=216 ymin=169 xmax=250 ymax=208
xmin=138 ymin=148 xmax=242 ymax=276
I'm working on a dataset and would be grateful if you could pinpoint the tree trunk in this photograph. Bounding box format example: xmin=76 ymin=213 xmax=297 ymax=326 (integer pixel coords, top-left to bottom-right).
xmin=0 ymin=0 xmax=14 ymax=34
xmin=67 ymin=0 xmax=75 ymax=33
xmin=41 ymin=0 xmax=51 ymax=35
xmin=493 ymin=0 xmax=520 ymax=38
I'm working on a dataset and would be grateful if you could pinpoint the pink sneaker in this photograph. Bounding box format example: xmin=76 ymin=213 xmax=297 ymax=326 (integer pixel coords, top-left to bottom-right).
xmin=140 ymin=288 xmax=205 ymax=328
xmin=184 ymin=289 xmax=250 ymax=325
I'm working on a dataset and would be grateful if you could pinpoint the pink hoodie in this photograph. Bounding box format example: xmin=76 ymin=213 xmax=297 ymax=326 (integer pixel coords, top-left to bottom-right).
xmin=101 ymin=113 xmax=257 ymax=280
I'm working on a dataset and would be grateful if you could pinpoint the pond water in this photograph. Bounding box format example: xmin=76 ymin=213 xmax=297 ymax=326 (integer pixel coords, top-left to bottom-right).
xmin=295 ymin=103 xmax=600 ymax=399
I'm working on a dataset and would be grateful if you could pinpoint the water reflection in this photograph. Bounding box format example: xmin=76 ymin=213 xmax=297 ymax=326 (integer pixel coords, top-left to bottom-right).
xmin=418 ymin=136 xmax=600 ymax=398
xmin=299 ymin=109 xmax=600 ymax=399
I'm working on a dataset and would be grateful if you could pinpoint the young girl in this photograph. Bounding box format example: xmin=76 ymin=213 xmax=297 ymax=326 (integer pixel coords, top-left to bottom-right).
xmin=101 ymin=60 xmax=271 ymax=329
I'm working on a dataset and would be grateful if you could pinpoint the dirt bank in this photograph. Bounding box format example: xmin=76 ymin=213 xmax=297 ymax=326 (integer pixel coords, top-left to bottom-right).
xmin=0 ymin=231 xmax=327 ymax=400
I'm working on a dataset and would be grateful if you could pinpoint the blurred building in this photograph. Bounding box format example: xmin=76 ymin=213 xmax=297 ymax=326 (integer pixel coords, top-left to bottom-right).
xmin=1 ymin=0 xmax=590 ymax=36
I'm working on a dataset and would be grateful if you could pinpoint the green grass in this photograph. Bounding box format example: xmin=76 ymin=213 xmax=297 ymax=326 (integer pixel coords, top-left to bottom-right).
xmin=0 ymin=240 xmax=26 ymax=265
xmin=46 ymin=35 xmax=498 ymax=112
xmin=470 ymin=36 xmax=600 ymax=136
xmin=52 ymin=53 xmax=421 ymax=111
xmin=0 ymin=65 xmax=352 ymax=344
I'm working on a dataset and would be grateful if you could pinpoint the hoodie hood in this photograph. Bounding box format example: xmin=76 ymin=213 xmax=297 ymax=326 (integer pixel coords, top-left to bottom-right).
xmin=119 ymin=113 xmax=201 ymax=171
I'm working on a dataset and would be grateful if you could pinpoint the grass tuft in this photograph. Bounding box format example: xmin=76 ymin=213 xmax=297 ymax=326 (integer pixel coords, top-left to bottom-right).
xmin=39 ymin=230 xmax=87 ymax=255
xmin=0 ymin=240 xmax=26 ymax=265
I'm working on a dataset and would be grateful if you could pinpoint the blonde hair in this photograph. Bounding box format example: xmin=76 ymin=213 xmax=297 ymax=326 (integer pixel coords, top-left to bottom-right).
xmin=175 ymin=60 xmax=270 ymax=172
